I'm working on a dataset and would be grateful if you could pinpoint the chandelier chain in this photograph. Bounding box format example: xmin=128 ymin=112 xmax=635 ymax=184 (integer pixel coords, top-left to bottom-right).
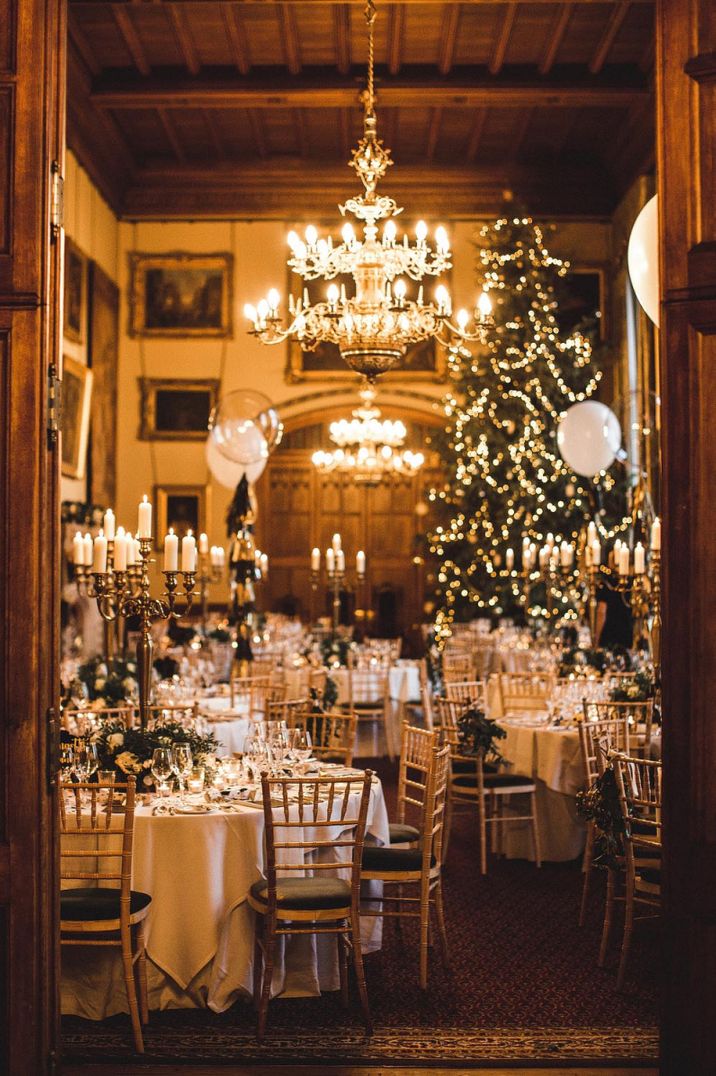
xmin=365 ymin=0 xmax=376 ymax=117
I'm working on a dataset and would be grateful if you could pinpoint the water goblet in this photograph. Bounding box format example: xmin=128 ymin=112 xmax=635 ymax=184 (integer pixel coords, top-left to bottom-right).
xmin=151 ymin=747 xmax=175 ymax=798
xmin=171 ymin=742 xmax=193 ymax=802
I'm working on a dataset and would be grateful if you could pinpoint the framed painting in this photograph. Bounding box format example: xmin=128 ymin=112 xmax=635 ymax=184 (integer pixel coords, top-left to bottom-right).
xmin=61 ymin=356 xmax=93 ymax=480
xmin=558 ymin=266 xmax=608 ymax=340
xmin=154 ymin=485 xmax=209 ymax=550
xmin=283 ymin=233 xmax=448 ymax=383
xmin=129 ymin=252 xmax=233 ymax=337
xmin=139 ymin=378 xmax=220 ymax=441
xmin=64 ymin=239 xmax=88 ymax=344
xmin=89 ymin=262 xmax=119 ymax=506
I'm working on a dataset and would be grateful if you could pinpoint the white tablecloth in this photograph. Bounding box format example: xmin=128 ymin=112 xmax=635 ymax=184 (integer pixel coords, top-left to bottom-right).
xmin=61 ymin=775 xmax=389 ymax=1019
xmin=198 ymin=696 xmax=253 ymax=757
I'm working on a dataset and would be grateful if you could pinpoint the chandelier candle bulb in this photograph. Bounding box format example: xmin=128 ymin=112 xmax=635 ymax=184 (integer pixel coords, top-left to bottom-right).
xmin=587 ymin=520 xmax=598 ymax=545
xmin=103 ymin=509 xmax=115 ymax=542
xmin=618 ymin=544 xmax=630 ymax=576
xmin=591 ymin=539 xmax=601 ymax=565
xmin=356 ymin=550 xmax=366 ymax=575
xmin=332 ymin=532 xmax=342 ymax=553
xmin=138 ymin=496 xmax=152 ymax=539
xmin=311 ymin=547 xmax=321 ymax=572
xmin=506 ymin=548 xmax=515 ymax=571
xmin=651 ymin=516 xmax=662 ymax=551
xmin=326 ymin=548 xmax=335 ymax=574
xmin=336 ymin=550 xmax=346 ymax=573
xmin=93 ymin=531 xmax=108 ymax=574
xmin=199 ymin=533 xmax=209 ymax=555
xmin=164 ymin=529 xmax=179 ymax=572
xmin=73 ymin=531 xmax=84 ymax=565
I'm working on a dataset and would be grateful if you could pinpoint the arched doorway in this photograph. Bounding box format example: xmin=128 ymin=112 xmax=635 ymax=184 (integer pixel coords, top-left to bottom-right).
xmin=254 ymin=403 xmax=443 ymax=643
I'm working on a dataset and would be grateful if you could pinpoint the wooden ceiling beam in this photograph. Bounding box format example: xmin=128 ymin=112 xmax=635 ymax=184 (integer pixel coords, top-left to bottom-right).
xmin=202 ymin=109 xmax=225 ymax=158
xmin=489 ymin=3 xmax=517 ymax=76
xmin=465 ymin=107 xmax=488 ymax=162
xmin=333 ymin=4 xmax=351 ymax=75
xmin=90 ymin=68 xmax=650 ymax=110
xmin=247 ymin=109 xmax=268 ymax=158
xmin=425 ymin=106 xmax=442 ymax=160
xmin=222 ymin=5 xmax=251 ymax=75
xmin=437 ymin=4 xmax=461 ymax=76
xmin=589 ymin=2 xmax=631 ymax=75
xmin=278 ymin=4 xmax=302 ymax=76
xmin=68 ymin=15 xmax=101 ymax=76
xmin=538 ymin=4 xmax=573 ymax=76
xmin=120 ymin=159 xmax=617 ymax=220
xmin=294 ymin=107 xmax=309 ymax=157
xmin=509 ymin=106 xmax=534 ymax=160
xmin=168 ymin=6 xmax=201 ymax=76
xmin=156 ymin=107 xmax=186 ymax=162
xmin=387 ymin=5 xmax=405 ymax=77
xmin=112 ymin=7 xmax=151 ymax=77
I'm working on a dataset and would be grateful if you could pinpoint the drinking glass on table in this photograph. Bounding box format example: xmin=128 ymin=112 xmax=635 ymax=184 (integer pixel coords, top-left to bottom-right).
xmin=151 ymin=747 xmax=175 ymax=797
xmin=72 ymin=740 xmax=98 ymax=781
xmin=293 ymin=729 xmax=313 ymax=765
xmin=171 ymin=742 xmax=193 ymax=801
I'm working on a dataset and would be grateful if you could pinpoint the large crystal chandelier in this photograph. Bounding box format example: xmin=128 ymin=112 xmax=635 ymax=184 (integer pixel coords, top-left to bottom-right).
xmin=312 ymin=383 xmax=425 ymax=485
xmin=243 ymin=0 xmax=494 ymax=381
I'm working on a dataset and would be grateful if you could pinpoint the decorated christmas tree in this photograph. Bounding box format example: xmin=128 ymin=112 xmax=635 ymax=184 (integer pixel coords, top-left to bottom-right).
xmin=426 ymin=214 xmax=628 ymax=641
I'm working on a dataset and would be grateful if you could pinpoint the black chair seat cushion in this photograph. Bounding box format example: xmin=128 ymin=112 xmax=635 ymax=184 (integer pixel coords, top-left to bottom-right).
xmin=453 ymin=772 xmax=533 ymax=789
xmin=362 ymin=845 xmax=436 ymax=872
xmin=250 ymin=876 xmax=351 ymax=910
xmin=354 ymin=701 xmax=381 ymax=711
xmin=452 ymin=758 xmax=499 ymax=775
xmin=389 ymin=822 xmax=421 ymax=844
xmin=60 ymin=887 xmax=152 ymax=922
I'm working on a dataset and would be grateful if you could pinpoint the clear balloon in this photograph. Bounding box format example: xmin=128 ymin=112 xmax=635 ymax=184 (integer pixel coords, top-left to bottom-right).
xmin=557 ymin=401 xmax=622 ymax=477
xmin=205 ymin=434 xmax=267 ymax=488
xmin=627 ymin=194 xmax=659 ymax=327
xmin=209 ymin=390 xmax=282 ymax=465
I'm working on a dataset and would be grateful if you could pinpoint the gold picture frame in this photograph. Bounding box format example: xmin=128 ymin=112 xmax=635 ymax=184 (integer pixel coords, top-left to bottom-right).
xmin=154 ymin=485 xmax=210 ymax=551
xmin=64 ymin=239 xmax=88 ymax=344
xmin=139 ymin=377 xmax=220 ymax=441
xmin=61 ymin=356 xmax=93 ymax=480
xmin=129 ymin=252 xmax=233 ymax=338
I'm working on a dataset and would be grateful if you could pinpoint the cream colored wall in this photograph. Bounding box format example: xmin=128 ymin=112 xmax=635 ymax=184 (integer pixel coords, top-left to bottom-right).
xmin=61 ymin=151 xmax=120 ymax=503
xmin=115 ymin=215 xmax=610 ymax=599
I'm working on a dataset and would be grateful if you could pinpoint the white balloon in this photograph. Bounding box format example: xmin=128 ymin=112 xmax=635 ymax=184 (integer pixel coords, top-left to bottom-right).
xmin=557 ymin=401 xmax=622 ymax=477
xmin=205 ymin=435 xmax=267 ymax=489
xmin=627 ymin=194 xmax=660 ymax=327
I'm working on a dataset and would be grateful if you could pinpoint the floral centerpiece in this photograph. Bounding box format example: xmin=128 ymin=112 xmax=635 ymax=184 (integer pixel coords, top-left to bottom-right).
xmin=558 ymin=645 xmax=632 ymax=678
xmin=319 ymin=636 xmax=355 ymax=667
xmin=77 ymin=656 xmax=138 ymax=707
xmin=93 ymin=718 xmax=219 ymax=789
xmin=457 ymin=705 xmax=506 ymax=763
xmin=609 ymin=668 xmax=655 ymax=702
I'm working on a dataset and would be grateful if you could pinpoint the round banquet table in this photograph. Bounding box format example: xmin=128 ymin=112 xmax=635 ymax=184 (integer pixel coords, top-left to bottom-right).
xmin=60 ymin=773 xmax=389 ymax=1019
xmin=197 ymin=696 xmax=252 ymax=757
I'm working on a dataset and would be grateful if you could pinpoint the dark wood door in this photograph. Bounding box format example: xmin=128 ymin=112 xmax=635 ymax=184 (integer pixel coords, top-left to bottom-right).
xmin=657 ymin=1 xmax=716 ymax=1072
xmin=0 ymin=1 xmax=64 ymax=1073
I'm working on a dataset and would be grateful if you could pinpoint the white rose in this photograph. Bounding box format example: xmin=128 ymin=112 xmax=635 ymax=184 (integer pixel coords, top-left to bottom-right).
xmin=96 ymin=663 xmax=108 ymax=677
xmin=107 ymin=733 xmax=124 ymax=749
xmin=94 ymin=677 xmax=106 ymax=691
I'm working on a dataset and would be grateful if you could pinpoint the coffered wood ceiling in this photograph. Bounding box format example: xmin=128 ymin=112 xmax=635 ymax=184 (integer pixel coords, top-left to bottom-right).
xmin=67 ymin=1 xmax=655 ymax=220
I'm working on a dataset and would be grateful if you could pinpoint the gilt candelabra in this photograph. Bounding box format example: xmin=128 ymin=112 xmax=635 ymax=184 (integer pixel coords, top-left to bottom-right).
xmin=310 ymin=534 xmax=366 ymax=635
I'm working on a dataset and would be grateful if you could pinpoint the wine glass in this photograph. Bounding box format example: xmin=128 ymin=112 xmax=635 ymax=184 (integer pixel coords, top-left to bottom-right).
xmin=293 ymin=729 xmax=313 ymax=764
xmin=72 ymin=739 xmax=98 ymax=781
xmin=172 ymin=742 xmax=193 ymax=801
xmin=151 ymin=747 xmax=175 ymax=797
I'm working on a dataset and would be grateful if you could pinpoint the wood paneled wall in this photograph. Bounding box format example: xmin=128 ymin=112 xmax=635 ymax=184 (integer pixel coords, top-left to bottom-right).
xmin=657 ymin=1 xmax=716 ymax=1072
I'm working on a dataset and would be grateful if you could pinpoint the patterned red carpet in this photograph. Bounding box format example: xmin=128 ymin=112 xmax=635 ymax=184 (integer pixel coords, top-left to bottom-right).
xmin=62 ymin=758 xmax=659 ymax=1066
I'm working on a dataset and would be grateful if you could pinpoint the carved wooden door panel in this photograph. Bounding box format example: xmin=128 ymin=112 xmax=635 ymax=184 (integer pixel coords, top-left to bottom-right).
xmin=0 ymin=2 xmax=64 ymax=1073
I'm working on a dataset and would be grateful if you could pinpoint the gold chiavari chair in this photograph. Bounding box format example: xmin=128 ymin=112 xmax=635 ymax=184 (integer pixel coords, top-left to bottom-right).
xmin=498 ymin=672 xmax=554 ymax=715
xmin=341 ymin=666 xmax=395 ymax=759
xmin=471 ymin=639 xmax=495 ymax=680
xmin=59 ymin=776 xmax=151 ymax=1053
xmin=611 ymin=754 xmax=662 ymax=989
xmin=248 ymin=771 xmax=374 ymax=1039
xmin=360 ymin=743 xmax=451 ymax=988
xmin=583 ymin=699 xmax=656 ymax=757
xmin=286 ymin=709 xmax=357 ymax=766
xmin=266 ymin=696 xmax=310 ymax=724
xmin=442 ymin=652 xmax=474 ymax=683
xmin=229 ymin=674 xmax=271 ymax=710
xmin=436 ymin=696 xmax=541 ymax=872
xmin=445 ymin=679 xmax=487 ymax=707
xmin=388 ymin=721 xmax=437 ymax=846
xmin=578 ymin=711 xmax=631 ymax=929
xmin=62 ymin=705 xmax=136 ymax=734
xmin=404 ymin=658 xmax=432 ymax=730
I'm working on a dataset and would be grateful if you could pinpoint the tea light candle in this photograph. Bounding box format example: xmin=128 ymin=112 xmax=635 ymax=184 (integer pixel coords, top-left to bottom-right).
xmin=138 ymin=495 xmax=152 ymax=539
xmin=164 ymin=528 xmax=178 ymax=572
xmin=93 ymin=531 xmax=108 ymax=573
xmin=103 ymin=508 xmax=115 ymax=542
xmin=311 ymin=546 xmax=321 ymax=572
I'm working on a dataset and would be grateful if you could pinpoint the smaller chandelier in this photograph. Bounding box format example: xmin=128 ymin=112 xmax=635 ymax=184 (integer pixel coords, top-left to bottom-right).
xmin=312 ymin=384 xmax=425 ymax=485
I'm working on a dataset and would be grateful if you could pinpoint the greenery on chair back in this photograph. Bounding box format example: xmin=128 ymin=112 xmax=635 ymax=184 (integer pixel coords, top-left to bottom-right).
xmin=457 ymin=705 xmax=506 ymax=764
xmin=576 ymin=764 xmax=626 ymax=868
xmin=309 ymin=675 xmax=338 ymax=713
